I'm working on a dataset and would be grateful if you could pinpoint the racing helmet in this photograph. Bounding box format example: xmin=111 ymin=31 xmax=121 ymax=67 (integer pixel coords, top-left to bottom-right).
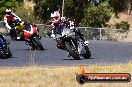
xmin=5 ymin=9 xmax=12 ymax=15
xmin=50 ymin=12 xmax=57 ymax=18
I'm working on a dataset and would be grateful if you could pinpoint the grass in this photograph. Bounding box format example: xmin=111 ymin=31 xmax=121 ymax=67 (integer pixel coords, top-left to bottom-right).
xmin=0 ymin=63 xmax=132 ymax=87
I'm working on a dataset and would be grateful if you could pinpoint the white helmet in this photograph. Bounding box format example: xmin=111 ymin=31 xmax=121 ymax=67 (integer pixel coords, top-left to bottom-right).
xmin=50 ymin=12 xmax=57 ymax=18
xmin=5 ymin=9 xmax=12 ymax=15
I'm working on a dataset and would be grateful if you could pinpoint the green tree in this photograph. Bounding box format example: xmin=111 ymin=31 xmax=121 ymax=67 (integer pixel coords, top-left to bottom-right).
xmin=108 ymin=0 xmax=128 ymax=16
xmin=33 ymin=0 xmax=63 ymax=24
xmin=33 ymin=0 xmax=114 ymax=26
xmin=80 ymin=2 xmax=113 ymax=27
xmin=64 ymin=0 xmax=90 ymax=26
xmin=0 ymin=0 xmax=22 ymax=20
xmin=33 ymin=0 xmax=90 ymax=25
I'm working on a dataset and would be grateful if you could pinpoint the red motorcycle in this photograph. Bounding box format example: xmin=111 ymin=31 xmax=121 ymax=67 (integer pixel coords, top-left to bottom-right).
xmin=15 ymin=20 xmax=44 ymax=51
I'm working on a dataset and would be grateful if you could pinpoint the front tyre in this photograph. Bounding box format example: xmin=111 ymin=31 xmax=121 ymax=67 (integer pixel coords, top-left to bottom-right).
xmin=32 ymin=37 xmax=44 ymax=51
xmin=82 ymin=46 xmax=91 ymax=59
xmin=65 ymin=42 xmax=80 ymax=60
xmin=5 ymin=47 xmax=12 ymax=58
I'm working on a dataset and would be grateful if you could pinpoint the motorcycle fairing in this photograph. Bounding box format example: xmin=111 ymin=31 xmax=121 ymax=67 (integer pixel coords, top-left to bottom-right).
xmin=0 ymin=37 xmax=4 ymax=47
xmin=23 ymin=25 xmax=33 ymax=39
xmin=23 ymin=25 xmax=38 ymax=39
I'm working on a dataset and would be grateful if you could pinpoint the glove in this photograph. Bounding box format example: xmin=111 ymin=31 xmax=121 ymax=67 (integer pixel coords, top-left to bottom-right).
xmin=51 ymin=23 xmax=55 ymax=29
xmin=5 ymin=24 xmax=12 ymax=30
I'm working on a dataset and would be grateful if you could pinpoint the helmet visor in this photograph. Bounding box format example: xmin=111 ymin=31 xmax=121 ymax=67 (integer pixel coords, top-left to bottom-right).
xmin=6 ymin=12 xmax=11 ymax=15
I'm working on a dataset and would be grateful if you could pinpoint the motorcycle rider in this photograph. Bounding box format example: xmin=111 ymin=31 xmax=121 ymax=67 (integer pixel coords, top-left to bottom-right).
xmin=3 ymin=9 xmax=21 ymax=39
xmin=50 ymin=6 xmax=61 ymax=38
xmin=14 ymin=20 xmax=32 ymax=45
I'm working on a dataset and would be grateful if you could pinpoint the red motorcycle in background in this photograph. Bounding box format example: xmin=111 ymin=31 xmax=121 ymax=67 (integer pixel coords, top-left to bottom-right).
xmin=15 ymin=20 xmax=44 ymax=51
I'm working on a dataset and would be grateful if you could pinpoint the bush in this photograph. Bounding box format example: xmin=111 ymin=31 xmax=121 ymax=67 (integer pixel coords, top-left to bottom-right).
xmin=15 ymin=5 xmax=43 ymax=24
xmin=79 ymin=2 xmax=113 ymax=27
xmin=115 ymin=21 xmax=130 ymax=31
xmin=0 ymin=0 xmax=22 ymax=20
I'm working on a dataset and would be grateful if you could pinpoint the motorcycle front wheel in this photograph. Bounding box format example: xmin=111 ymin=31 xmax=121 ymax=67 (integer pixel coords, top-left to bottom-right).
xmin=82 ymin=46 xmax=91 ymax=59
xmin=32 ymin=37 xmax=44 ymax=51
xmin=5 ymin=47 xmax=12 ymax=58
xmin=0 ymin=51 xmax=7 ymax=59
xmin=65 ymin=42 xmax=80 ymax=60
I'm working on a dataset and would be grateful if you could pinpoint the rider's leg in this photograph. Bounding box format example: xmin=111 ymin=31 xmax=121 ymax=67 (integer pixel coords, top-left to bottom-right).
xmin=8 ymin=24 xmax=16 ymax=40
xmin=58 ymin=25 xmax=62 ymax=35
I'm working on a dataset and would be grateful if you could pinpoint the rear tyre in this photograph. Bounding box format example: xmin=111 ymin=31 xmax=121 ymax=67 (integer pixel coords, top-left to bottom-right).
xmin=82 ymin=46 xmax=91 ymax=59
xmin=65 ymin=42 xmax=80 ymax=60
xmin=32 ymin=37 xmax=44 ymax=51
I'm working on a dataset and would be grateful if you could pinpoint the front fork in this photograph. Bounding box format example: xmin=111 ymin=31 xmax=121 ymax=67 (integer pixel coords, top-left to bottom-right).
xmin=77 ymin=39 xmax=87 ymax=55
xmin=66 ymin=39 xmax=77 ymax=57
xmin=70 ymin=39 xmax=79 ymax=55
xmin=36 ymin=30 xmax=42 ymax=39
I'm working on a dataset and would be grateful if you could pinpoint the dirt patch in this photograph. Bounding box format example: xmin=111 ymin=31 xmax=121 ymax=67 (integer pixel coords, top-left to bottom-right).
xmin=108 ymin=12 xmax=132 ymax=29
xmin=0 ymin=28 xmax=8 ymax=34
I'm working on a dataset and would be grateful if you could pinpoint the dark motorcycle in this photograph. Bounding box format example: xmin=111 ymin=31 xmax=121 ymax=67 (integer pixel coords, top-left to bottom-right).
xmin=56 ymin=24 xmax=91 ymax=60
xmin=0 ymin=34 xmax=12 ymax=59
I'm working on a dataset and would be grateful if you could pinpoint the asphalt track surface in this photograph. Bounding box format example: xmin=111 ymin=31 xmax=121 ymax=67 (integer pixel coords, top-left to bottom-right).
xmin=0 ymin=37 xmax=132 ymax=67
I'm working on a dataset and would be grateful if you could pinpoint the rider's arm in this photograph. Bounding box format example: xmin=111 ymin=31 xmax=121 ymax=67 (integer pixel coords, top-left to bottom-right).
xmin=11 ymin=12 xmax=21 ymax=21
xmin=4 ymin=16 xmax=11 ymax=30
xmin=55 ymin=11 xmax=60 ymax=22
